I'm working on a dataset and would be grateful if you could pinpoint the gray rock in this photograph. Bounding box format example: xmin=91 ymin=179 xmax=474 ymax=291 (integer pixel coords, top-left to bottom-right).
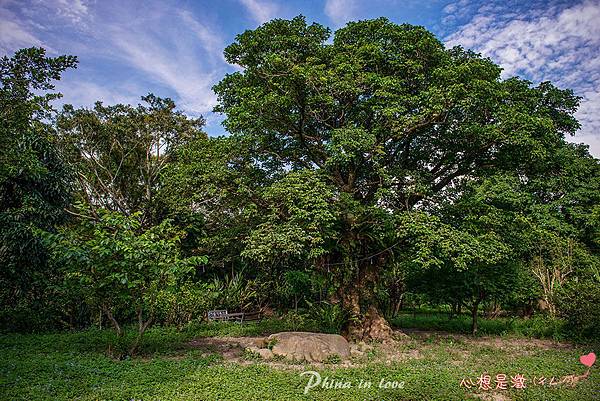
xmin=257 ymin=348 xmax=274 ymax=359
xmin=267 ymin=331 xmax=350 ymax=362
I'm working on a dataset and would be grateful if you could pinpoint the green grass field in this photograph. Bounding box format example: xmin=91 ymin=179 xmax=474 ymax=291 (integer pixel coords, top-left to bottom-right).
xmin=1 ymin=317 xmax=598 ymax=400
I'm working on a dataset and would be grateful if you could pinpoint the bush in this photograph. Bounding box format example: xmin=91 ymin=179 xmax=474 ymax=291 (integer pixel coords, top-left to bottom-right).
xmin=0 ymin=275 xmax=92 ymax=333
xmin=307 ymin=301 xmax=348 ymax=334
xmin=557 ymin=279 xmax=600 ymax=340
xmin=43 ymin=209 xmax=207 ymax=357
xmin=211 ymin=272 xmax=261 ymax=312
xmin=155 ymin=282 xmax=217 ymax=327
xmin=282 ymin=311 xmax=309 ymax=331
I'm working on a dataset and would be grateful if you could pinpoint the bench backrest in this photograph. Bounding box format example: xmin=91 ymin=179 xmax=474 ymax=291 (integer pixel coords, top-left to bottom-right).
xmin=207 ymin=310 xmax=228 ymax=320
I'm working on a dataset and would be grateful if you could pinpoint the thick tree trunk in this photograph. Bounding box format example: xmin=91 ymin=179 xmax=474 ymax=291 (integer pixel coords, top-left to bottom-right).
xmin=339 ymin=258 xmax=395 ymax=342
xmin=471 ymin=303 xmax=479 ymax=334
xmin=470 ymin=294 xmax=483 ymax=335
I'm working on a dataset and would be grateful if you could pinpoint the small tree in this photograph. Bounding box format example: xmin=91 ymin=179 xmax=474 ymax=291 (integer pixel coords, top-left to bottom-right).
xmin=283 ymin=270 xmax=312 ymax=311
xmin=45 ymin=208 xmax=206 ymax=357
xmin=400 ymin=212 xmax=512 ymax=334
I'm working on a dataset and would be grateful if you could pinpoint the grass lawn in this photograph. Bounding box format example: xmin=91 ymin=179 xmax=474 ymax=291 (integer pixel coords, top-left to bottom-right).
xmin=391 ymin=312 xmax=570 ymax=339
xmin=1 ymin=317 xmax=598 ymax=400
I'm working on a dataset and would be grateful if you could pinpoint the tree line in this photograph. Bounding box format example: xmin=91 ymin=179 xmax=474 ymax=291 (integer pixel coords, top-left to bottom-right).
xmin=1 ymin=17 xmax=599 ymax=355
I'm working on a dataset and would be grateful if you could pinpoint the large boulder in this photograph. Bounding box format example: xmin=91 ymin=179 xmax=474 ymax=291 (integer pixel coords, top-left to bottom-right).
xmin=267 ymin=331 xmax=350 ymax=362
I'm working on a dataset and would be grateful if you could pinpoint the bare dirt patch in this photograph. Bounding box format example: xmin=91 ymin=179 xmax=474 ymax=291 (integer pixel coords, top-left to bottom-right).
xmin=184 ymin=329 xmax=574 ymax=369
xmin=186 ymin=336 xmax=265 ymax=363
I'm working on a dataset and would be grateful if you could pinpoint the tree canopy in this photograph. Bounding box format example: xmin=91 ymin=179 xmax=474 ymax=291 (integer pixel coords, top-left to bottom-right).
xmin=57 ymin=95 xmax=205 ymax=226
xmin=205 ymin=16 xmax=585 ymax=339
xmin=0 ymin=48 xmax=77 ymax=326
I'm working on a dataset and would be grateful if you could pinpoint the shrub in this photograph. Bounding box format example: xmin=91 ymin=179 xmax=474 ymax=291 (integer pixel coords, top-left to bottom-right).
xmin=155 ymin=282 xmax=216 ymax=327
xmin=43 ymin=209 xmax=207 ymax=357
xmin=211 ymin=272 xmax=261 ymax=312
xmin=283 ymin=311 xmax=308 ymax=331
xmin=307 ymin=301 xmax=348 ymax=334
xmin=557 ymin=279 xmax=600 ymax=340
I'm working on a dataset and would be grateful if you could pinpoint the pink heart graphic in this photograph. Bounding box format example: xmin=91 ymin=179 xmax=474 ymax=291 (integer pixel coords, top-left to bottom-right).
xmin=580 ymin=352 xmax=596 ymax=368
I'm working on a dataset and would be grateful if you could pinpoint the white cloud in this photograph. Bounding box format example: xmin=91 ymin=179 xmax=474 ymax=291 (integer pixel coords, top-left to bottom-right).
xmin=0 ymin=0 xmax=94 ymax=54
xmin=107 ymin=22 xmax=220 ymax=114
xmin=239 ymin=0 xmax=278 ymax=25
xmin=96 ymin=5 xmax=228 ymax=114
xmin=55 ymin=0 xmax=89 ymax=24
xmin=324 ymin=0 xmax=359 ymax=27
xmin=54 ymin=79 xmax=140 ymax=108
xmin=1 ymin=1 xmax=231 ymax=116
xmin=445 ymin=0 xmax=600 ymax=157
xmin=571 ymin=89 xmax=600 ymax=156
xmin=0 ymin=5 xmax=44 ymax=53
xmin=178 ymin=10 xmax=226 ymax=64
xmin=0 ymin=19 xmax=42 ymax=52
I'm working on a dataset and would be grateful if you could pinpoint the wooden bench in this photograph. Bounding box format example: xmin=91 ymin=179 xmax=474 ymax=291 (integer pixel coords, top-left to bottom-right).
xmin=207 ymin=310 xmax=262 ymax=323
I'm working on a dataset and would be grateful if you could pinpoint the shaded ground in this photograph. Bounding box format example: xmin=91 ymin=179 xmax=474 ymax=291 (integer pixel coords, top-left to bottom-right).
xmin=402 ymin=329 xmax=574 ymax=351
xmin=177 ymin=328 xmax=596 ymax=400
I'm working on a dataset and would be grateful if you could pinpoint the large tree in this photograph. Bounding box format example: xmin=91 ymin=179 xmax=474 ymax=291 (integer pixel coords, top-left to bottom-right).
xmin=56 ymin=95 xmax=205 ymax=226
xmin=0 ymin=48 xmax=77 ymax=329
xmin=207 ymin=17 xmax=581 ymax=340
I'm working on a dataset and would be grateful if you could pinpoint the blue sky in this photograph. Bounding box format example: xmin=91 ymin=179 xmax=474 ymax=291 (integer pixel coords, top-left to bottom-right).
xmin=1 ymin=0 xmax=599 ymax=156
